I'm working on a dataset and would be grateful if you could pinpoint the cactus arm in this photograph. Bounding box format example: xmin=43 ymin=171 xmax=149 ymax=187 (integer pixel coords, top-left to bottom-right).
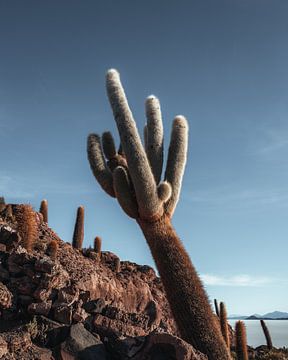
xmin=145 ymin=96 xmax=164 ymax=184
xmin=87 ymin=133 xmax=115 ymax=197
xmin=144 ymin=124 xmax=148 ymax=153
xmin=164 ymin=116 xmax=188 ymax=216
xmin=113 ymin=166 xmax=139 ymax=219
xmin=157 ymin=181 xmax=172 ymax=203
xmin=102 ymin=131 xmax=117 ymax=160
xmin=106 ymin=69 xmax=160 ymax=219
xmin=137 ymin=215 xmax=231 ymax=360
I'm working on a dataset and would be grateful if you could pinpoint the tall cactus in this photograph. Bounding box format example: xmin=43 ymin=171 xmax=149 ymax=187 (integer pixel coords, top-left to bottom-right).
xmin=220 ymin=302 xmax=230 ymax=349
xmin=235 ymin=321 xmax=248 ymax=360
xmin=39 ymin=199 xmax=48 ymax=223
xmin=72 ymin=206 xmax=84 ymax=249
xmin=87 ymin=69 xmax=231 ymax=359
xmin=260 ymin=319 xmax=273 ymax=350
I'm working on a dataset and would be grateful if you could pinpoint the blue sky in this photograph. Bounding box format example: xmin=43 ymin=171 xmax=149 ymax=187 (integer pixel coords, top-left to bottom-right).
xmin=0 ymin=0 xmax=287 ymax=315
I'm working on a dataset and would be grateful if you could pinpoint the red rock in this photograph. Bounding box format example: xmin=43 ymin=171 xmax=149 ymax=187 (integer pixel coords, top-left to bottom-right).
xmin=53 ymin=304 xmax=73 ymax=325
xmin=0 ymin=336 xmax=8 ymax=357
xmin=133 ymin=332 xmax=208 ymax=360
xmin=28 ymin=301 xmax=52 ymax=316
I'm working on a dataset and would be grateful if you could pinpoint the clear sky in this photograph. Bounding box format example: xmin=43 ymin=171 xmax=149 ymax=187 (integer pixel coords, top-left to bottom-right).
xmin=0 ymin=0 xmax=287 ymax=315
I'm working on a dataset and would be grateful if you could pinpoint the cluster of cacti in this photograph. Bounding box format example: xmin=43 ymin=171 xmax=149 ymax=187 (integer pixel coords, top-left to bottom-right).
xmin=260 ymin=319 xmax=273 ymax=350
xmin=87 ymin=69 xmax=231 ymax=359
xmin=72 ymin=206 xmax=85 ymax=249
xmin=220 ymin=302 xmax=230 ymax=350
xmin=15 ymin=204 xmax=38 ymax=252
xmin=235 ymin=320 xmax=249 ymax=360
xmin=39 ymin=199 xmax=48 ymax=223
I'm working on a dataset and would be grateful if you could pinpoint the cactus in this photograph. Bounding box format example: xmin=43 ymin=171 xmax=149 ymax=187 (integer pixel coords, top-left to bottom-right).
xmin=72 ymin=206 xmax=84 ymax=249
xmin=235 ymin=321 xmax=248 ymax=360
xmin=94 ymin=236 xmax=102 ymax=254
xmin=214 ymin=299 xmax=220 ymax=317
xmin=220 ymin=302 xmax=230 ymax=349
xmin=15 ymin=204 xmax=38 ymax=252
xmin=260 ymin=319 xmax=273 ymax=350
xmin=47 ymin=240 xmax=58 ymax=260
xmin=87 ymin=69 xmax=231 ymax=359
xmin=115 ymin=257 xmax=121 ymax=273
xmin=39 ymin=199 xmax=48 ymax=223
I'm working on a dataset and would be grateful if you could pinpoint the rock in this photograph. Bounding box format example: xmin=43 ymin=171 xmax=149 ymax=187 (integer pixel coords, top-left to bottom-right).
xmin=73 ymin=301 xmax=88 ymax=322
xmin=7 ymin=330 xmax=32 ymax=353
xmin=35 ymin=258 xmax=55 ymax=274
xmin=0 ymin=282 xmax=12 ymax=309
xmin=60 ymin=323 xmax=107 ymax=359
xmin=57 ymin=286 xmax=79 ymax=305
xmin=133 ymin=332 xmax=208 ymax=360
xmin=83 ymin=298 xmax=106 ymax=314
xmin=28 ymin=301 xmax=52 ymax=316
xmin=0 ymin=265 xmax=9 ymax=281
xmin=0 ymin=243 xmax=7 ymax=252
xmin=0 ymin=336 xmax=8 ymax=357
xmin=53 ymin=303 xmax=72 ymax=325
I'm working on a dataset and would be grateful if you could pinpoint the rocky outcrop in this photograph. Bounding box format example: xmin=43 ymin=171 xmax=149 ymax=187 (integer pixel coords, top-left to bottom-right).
xmin=0 ymin=204 xmax=205 ymax=359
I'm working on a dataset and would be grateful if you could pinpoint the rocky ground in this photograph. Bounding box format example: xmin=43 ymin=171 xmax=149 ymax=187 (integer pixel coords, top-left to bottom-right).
xmin=0 ymin=203 xmax=287 ymax=359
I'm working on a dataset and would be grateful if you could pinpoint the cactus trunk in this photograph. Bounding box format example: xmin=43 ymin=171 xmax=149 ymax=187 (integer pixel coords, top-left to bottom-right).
xmin=137 ymin=215 xmax=231 ymax=360
xmin=260 ymin=319 xmax=273 ymax=350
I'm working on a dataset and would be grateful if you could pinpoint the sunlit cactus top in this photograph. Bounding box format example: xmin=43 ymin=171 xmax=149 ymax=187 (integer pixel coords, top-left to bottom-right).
xmin=87 ymin=69 xmax=188 ymax=221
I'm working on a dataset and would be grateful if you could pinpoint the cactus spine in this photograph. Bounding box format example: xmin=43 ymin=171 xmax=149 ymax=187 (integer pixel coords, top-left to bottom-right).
xmin=39 ymin=199 xmax=48 ymax=223
xmin=220 ymin=302 xmax=230 ymax=349
xmin=260 ymin=319 xmax=273 ymax=350
xmin=235 ymin=321 xmax=248 ymax=360
xmin=87 ymin=69 xmax=231 ymax=359
xmin=94 ymin=236 xmax=102 ymax=254
xmin=72 ymin=206 xmax=84 ymax=249
xmin=15 ymin=205 xmax=38 ymax=252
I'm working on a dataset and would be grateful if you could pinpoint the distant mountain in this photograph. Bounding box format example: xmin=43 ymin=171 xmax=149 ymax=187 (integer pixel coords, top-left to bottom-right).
xmin=262 ymin=311 xmax=288 ymax=319
xmin=229 ymin=311 xmax=288 ymax=320
xmin=228 ymin=314 xmax=247 ymax=319
xmin=246 ymin=311 xmax=288 ymax=320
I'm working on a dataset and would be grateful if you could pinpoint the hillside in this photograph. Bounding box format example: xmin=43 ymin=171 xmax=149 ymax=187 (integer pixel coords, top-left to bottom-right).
xmin=0 ymin=203 xmax=287 ymax=359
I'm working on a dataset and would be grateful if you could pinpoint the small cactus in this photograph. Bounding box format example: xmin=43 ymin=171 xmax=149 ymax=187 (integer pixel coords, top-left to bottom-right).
xmin=260 ymin=319 xmax=273 ymax=350
xmin=115 ymin=257 xmax=121 ymax=273
xmin=214 ymin=298 xmax=220 ymax=317
xmin=94 ymin=236 xmax=102 ymax=254
xmin=235 ymin=320 xmax=248 ymax=360
xmin=47 ymin=240 xmax=58 ymax=260
xmin=72 ymin=206 xmax=84 ymax=249
xmin=39 ymin=199 xmax=48 ymax=223
xmin=15 ymin=204 xmax=38 ymax=252
xmin=220 ymin=302 xmax=230 ymax=349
